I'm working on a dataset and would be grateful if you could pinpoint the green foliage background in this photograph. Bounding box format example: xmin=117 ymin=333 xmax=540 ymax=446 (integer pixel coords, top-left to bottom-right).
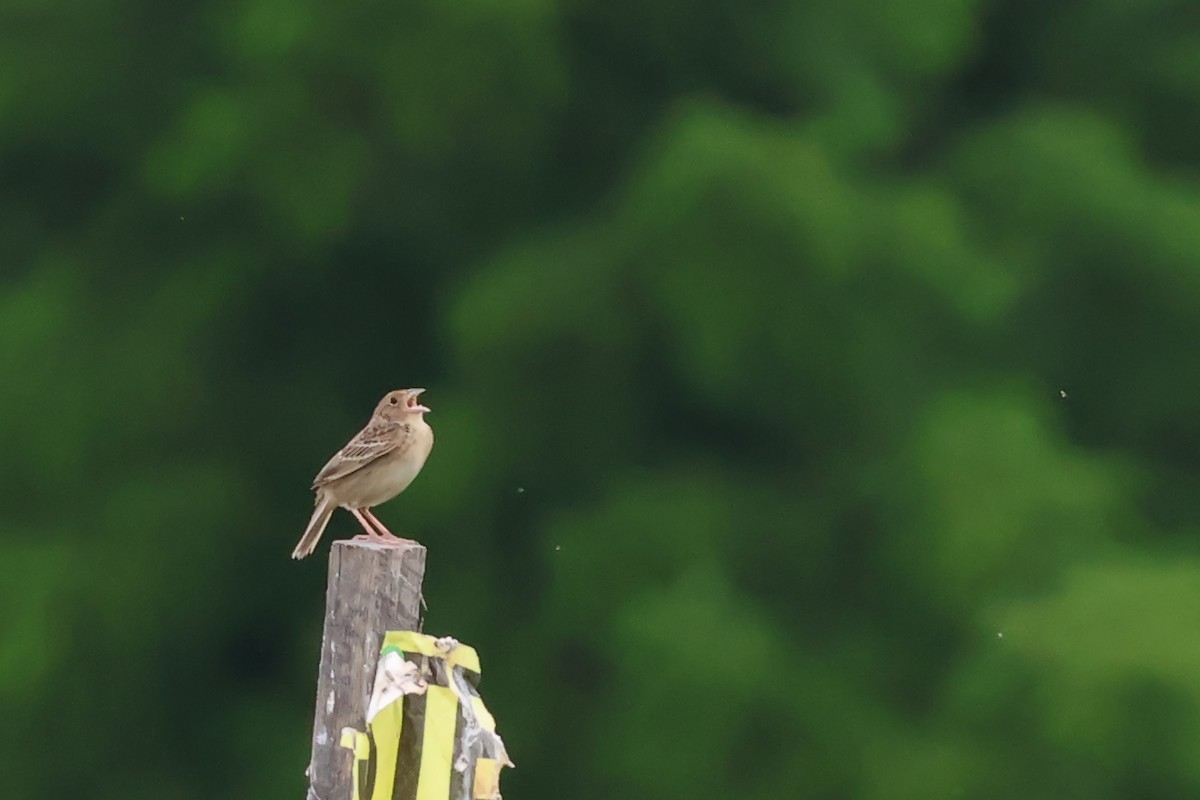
xmin=3 ymin=0 xmax=1200 ymax=797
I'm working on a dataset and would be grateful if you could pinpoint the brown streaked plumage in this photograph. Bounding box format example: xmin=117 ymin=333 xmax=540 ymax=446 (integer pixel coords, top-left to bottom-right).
xmin=291 ymin=388 xmax=434 ymax=559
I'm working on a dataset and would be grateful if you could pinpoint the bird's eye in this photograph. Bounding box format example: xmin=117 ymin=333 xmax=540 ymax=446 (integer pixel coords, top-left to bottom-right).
xmin=389 ymin=396 xmax=398 ymax=405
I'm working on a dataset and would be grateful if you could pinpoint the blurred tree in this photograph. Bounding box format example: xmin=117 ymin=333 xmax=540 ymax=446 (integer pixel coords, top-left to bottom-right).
xmin=0 ymin=0 xmax=1198 ymax=797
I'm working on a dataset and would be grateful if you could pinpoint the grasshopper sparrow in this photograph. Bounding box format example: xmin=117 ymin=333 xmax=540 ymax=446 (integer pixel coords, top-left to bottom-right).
xmin=292 ymin=389 xmax=434 ymax=559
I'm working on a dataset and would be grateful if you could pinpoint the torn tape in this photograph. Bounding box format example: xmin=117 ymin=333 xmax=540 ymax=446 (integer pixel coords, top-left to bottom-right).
xmin=342 ymin=632 xmax=513 ymax=800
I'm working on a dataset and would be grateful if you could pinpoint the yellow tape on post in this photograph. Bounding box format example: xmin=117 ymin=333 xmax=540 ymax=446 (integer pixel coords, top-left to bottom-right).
xmin=415 ymin=685 xmax=459 ymax=800
xmin=471 ymin=696 xmax=497 ymax=732
xmin=383 ymin=631 xmax=481 ymax=673
xmin=339 ymin=633 xmax=508 ymax=800
xmin=368 ymin=697 xmax=404 ymax=800
xmin=473 ymin=758 xmax=500 ymax=799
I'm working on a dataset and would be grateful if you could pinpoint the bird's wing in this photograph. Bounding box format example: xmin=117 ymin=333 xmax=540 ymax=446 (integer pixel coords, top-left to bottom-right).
xmin=312 ymin=420 xmax=412 ymax=488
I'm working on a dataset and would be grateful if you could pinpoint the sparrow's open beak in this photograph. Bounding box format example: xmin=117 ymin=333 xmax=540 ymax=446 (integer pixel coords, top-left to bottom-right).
xmin=406 ymin=388 xmax=431 ymax=413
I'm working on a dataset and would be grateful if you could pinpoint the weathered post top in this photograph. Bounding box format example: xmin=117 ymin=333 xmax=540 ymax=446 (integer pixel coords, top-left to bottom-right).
xmin=305 ymin=540 xmax=426 ymax=800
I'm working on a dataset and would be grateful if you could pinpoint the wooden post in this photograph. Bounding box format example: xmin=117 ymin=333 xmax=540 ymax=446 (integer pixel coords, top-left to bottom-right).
xmin=304 ymin=540 xmax=427 ymax=800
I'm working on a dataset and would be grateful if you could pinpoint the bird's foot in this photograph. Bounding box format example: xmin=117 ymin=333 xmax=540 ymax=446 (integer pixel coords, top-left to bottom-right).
xmin=351 ymin=530 xmax=418 ymax=546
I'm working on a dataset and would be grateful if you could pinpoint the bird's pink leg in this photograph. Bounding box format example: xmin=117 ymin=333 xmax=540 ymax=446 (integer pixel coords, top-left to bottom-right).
xmin=364 ymin=509 xmax=418 ymax=545
xmin=350 ymin=509 xmax=384 ymax=542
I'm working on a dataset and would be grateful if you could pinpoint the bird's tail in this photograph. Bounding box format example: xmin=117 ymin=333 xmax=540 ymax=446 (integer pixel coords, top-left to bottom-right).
xmin=292 ymin=495 xmax=335 ymax=560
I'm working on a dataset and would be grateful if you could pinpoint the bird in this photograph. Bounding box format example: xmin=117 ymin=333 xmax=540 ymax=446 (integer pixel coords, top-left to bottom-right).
xmin=291 ymin=388 xmax=434 ymax=559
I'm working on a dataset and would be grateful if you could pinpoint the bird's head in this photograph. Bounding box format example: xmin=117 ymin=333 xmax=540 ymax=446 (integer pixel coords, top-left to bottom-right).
xmin=376 ymin=388 xmax=431 ymax=419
